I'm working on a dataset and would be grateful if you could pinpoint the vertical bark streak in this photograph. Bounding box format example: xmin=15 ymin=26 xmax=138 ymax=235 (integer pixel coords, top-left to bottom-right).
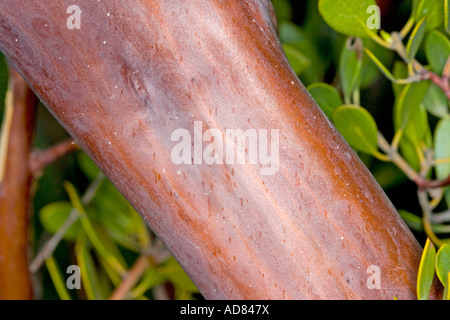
xmin=0 ymin=67 xmax=37 ymax=300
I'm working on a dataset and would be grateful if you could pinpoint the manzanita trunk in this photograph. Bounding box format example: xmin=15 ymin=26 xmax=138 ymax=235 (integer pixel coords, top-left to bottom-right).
xmin=0 ymin=0 xmax=440 ymax=299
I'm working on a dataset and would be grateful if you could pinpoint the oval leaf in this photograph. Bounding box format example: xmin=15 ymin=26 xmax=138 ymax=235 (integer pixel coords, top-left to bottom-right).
xmin=340 ymin=38 xmax=363 ymax=103
xmin=39 ymin=201 xmax=81 ymax=241
xmin=416 ymin=0 xmax=444 ymax=31
xmin=307 ymin=82 xmax=343 ymax=119
xmin=446 ymin=0 xmax=450 ymax=35
xmin=436 ymin=244 xmax=450 ymax=288
xmin=406 ymin=17 xmax=427 ymax=62
xmin=282 ymin=43 xmax=310 ymax=75
xmin=333 ymin=105 xmax=379 ymax=155
xmin=364 ymin=48 xmax=396 ymax=83
xmin=318 ymin=0 xmax=377 ymax=38
xmin=417 ymin=238 xmax=436 ymax=300
xmin=394 ymin=80 xmax=430 ymax=131
xmin=434 ymin=118 xmax=450 ymax=180
xmin=400 ymin=105 xmax=429 ymax=171
xmin=425 ymin=30 xmax=450 ymax=75
xmin=423 ymin=82 xmax=449 ymax=118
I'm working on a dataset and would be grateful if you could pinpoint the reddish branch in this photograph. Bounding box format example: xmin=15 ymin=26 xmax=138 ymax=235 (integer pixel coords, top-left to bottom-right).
xmin=425 ymin=72 xmax=450 ymax=100
xmin=0 ymin=67 xmax=37 ymax=300
xmin=0 ymin=68 xmax=78 ymax=299
xmin=29 ymin=139 xmax=78 ymax=176
xmin=416 ymin=174 xmax=450 ymax=191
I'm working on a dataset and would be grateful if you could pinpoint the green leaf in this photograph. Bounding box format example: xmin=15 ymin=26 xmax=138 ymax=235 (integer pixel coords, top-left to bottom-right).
xmin=392 ymin=61 xmax=408 ymax=98
xmin=364 ymin=48 xmax=397 ymax=83
xmin=271 ymin=0 xmax=292 ymax=22
xmin=332 ymin=105 xmax=379 ymax=155
xmin=446 ymin=0 xmax=450 ymax=35
xmin=423 ymin=82 xmax=449 ymax=118
xmin=394 ymin=81 xmax=430 ymax=131
xmin=39 ymin=201 xmax=81 ymax=241
xmin=446 ymin=188 xmax=450 ymax=211
xmin=159 ymin=257 xmax=198 ymax=293
xmin=436 ymin=244 xmax=450 ymax=288
xmin=318 ymin=0 xmax=377 ymax=38
xmin=399 ymin=209 xmax=423 ymax=231
xmin=406 ymin=17 xmax=427 ymax=62
xmin=425 ymin=30 xmax=450 ymax=75
xmin=45 ymin=257 xmax=72 ymax=300
xmin=417 ymin=238 xmax=436 ymax=300
xmin=279 ymin=22 xmax=307 ymax=43
xmin=400 ymin=105 xmax=429 ymax=171
xmin=307 ymin=83 xmax=343 ymax=118
xmin=435 ymin=118 xmax=450 ymax=180
xmin=399 ymin=210 xmax=450 ymax=233
xmin=64 ymin=182 xmax=127 ymax=276
xmin=77 ymin=152 xmax=100 ymax=181
xmin=412 ymin=0 xmax=420 ymax=19
xmin=282 ymin=44 xmax=311 ymax=75
xmin=89 ymin=180 xmax=144 ymax=252
xmin=131 ymin=268 xmax=167 ymax=299
xmin=75 ymin=232 xmax=105 ymax=300
xmin=340 ymin=38 xmax=363 ymax=103
xmin=416 ymin=0 xmax=445 ymax=31
xmin=360 ymin=38 xmax=394 ymax=89
xmin=279 ymin=22 xmax=328 ymax=84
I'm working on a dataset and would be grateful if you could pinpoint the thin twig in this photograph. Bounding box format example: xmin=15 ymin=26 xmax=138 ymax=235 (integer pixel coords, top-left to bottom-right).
xmin=377 ymin=132 xmax=419 ymax=182
xmin=109 ymin=239 xmax=171 ymax=300
xmin=418 ymin=189 xmax=445 ymax=247
xmin=421 ymin=71 xmax=450 ymax=100
xmin=431 ymin=209 xmax=450 ymax=224
xmin=109 ymin=254 xmax=150 ymax=300
xmin=29 ymin=138 xmax=79 ymax=176
xmin=416 ymin=174 xmax=450 ymax=191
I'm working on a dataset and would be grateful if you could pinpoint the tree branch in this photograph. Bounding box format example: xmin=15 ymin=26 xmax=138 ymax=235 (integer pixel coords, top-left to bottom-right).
xmin=29 ymin=138 xmax=78 ymax=176
xmin=0 ymin=67 xmax=37 ymax=300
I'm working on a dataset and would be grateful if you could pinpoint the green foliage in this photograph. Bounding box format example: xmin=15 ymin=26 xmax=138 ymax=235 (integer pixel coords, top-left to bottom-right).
xmin=406 ymin=17 xmax=427 ymax=62
xmin=417 ymin=241 xmax=450 ymax=300
xmin=435 ymin=119 xmax=450 ymax=181
xmin=36 ymin=152 xmax=199 ymax=300
xmin=417 ymin=238 xmax=436 ymax=300
xmin=307 ymin=83 xmax=342 ymax=118
xmin=39 ymin=201 xmax=81 ymax=241
xmin=318 ymin=0 xmax=377 ymax=38
xmin=425 ymin=31 xmax=450 ymax=75
xmin=415 ymin=0 xmax=444 ymax=31
xmin=340 ymin=38 xmax=363 ymax=104
xmin=333 ymin=105 xmax=378 ymax=156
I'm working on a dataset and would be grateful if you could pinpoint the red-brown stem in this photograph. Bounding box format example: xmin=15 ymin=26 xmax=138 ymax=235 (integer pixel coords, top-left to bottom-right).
xmin=29 ymin=138 xmax=78 ymax=176
xmin=109 ymin=254 xmax=150 ymax=300
xmin=416 ymin=174 xmax=450 ymax=191
xmin=426 ymin=72 xmax=450 ymax=100
xmin=0 ymin=67 xmax=37 ymax=299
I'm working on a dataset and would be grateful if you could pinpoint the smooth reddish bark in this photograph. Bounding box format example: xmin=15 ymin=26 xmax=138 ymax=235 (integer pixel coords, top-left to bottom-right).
xmin=0 ymin=1 xmax=441 ymax=299
xmin=0 ymin=68 xmax=37 ymax=299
